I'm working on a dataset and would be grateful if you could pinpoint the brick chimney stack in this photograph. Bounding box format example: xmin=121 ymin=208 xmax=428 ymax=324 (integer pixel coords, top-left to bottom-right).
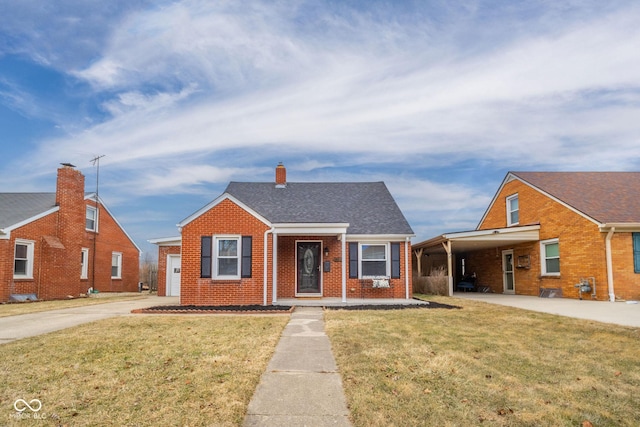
xmin=275 ymin=162 xmax=286 ymax=187
xmin=55 ymin=163 xmax=85 ymax=244
xmin=56 ymin=163 xmax=85 ymax=208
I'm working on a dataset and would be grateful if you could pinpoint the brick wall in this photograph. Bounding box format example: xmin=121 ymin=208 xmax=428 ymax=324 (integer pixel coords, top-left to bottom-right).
xmin=474 ymin=178 xmax=639 ymax=300
xmin=178 ymin=197 xmax=413 ymax=305
xmin=0 ymin=166 xmax=140 ymax=302
xmin=180 ymin=198 xmax=271 ymax=306
xmin=157 ymin=245 xmax=181 ymax=296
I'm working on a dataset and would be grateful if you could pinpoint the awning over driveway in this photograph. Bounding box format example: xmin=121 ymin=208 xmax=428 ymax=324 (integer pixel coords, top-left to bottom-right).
xmin=413 ymin=225 xmax=540 ymax=295
xmin=413 ymin=224 xmax=540 ymax=255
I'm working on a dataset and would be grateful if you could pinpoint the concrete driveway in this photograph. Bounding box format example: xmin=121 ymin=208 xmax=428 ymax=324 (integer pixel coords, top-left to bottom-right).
xmin=0 ymin=295 xmax=178 ymax=344
xmin=455 ymin=293 xmax=640 ymax=327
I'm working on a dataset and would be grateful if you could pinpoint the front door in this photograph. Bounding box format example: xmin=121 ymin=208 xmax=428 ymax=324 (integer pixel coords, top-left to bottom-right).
xmin=502 ymin=250 xmax=515 ymax=294
xmin=296 ymin=241 xmax=321 ymax=295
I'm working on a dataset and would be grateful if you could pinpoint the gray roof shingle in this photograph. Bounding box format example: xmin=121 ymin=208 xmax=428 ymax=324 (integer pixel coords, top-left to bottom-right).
xmin=224 ymin=181 xmax=414 ymax=235
xmin=511 ymin=172 xmax=640 ymax=223
xmin=0 ymin=193 xmax=57 ymax=229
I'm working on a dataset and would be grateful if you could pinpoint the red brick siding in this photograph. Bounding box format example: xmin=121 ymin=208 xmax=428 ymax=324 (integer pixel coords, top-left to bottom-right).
xmin=177 ymin=197 xmax=413 ymax=305
xmin=180 ymin=199 xmax=271 ymax=306
xmin=474 ymin=179 xmax=640 ymax=300
xmin=157 ymin=245 xmax=181 ymax=296
xmin=83 ymin=200 xmax=140 ymax=293
xmin=0 ymin=167 xmax=139 ymax=302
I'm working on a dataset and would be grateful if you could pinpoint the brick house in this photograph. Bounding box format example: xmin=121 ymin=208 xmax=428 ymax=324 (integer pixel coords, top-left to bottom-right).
xmin=0 ymin=164 xmax=141 ymax=302
xmin=152 ymin=164 xmax=415 ymax=305
xmin=413 ymin=172 xmax=640 ymax=301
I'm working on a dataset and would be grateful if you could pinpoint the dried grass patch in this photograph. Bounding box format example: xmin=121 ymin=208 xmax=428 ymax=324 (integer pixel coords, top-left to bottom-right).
xmin=325 ymin=296 xmax=640 ymax=427
xmin=0 ymin=294 xmax=146 ymax=318
xmin=1 ymin=315 xmax=288 ymax=426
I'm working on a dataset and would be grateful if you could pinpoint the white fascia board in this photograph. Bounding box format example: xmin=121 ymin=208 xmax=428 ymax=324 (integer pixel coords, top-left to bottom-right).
xmin=479 ymin=173 xmax=601 ymax=228
xmin=178 ymin=193 xmax=271 ymax=228
xmin=272 ymin=223 xmax=349 ymax=235
xmin=345 ymin=234 xmax=414 ymax=242
xmin=599 ymin=223 xmax=640 ymax=232
xmin=477 ymin=172 xmax=516 ymax=228
xmin=444 ymin=224 xmax=540 ymax=240
xmin=87 ymin=194 xmax=142 ymax=253
xmin=148 ymin=236 xmax=182 ymax=246
xmin=1 ymin=207 xmax=60 ymax=239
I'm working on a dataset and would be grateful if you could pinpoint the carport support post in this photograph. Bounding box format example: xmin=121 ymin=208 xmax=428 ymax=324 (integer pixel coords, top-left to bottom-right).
xmin=442 ymin=240 xmax=453 ymax=296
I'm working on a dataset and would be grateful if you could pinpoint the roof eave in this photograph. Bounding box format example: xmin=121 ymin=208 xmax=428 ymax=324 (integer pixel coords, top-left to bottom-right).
xmin=599 ymin=223 xmax=640 ymax=232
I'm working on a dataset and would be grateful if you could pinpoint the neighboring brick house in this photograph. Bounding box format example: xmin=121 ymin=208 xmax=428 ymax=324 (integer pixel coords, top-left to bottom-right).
xmin=414 ymin=172 xmax=640 ymax=301
xmin=152 ymin=164 xmax=415 ymax=305
xmin=0 ymin=164 xmax=141 ymax=302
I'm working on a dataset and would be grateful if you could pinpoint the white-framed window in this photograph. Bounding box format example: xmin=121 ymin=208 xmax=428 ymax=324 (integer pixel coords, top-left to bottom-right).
xmin=214 ymin=236 xmax=241 ymax=279
xmin=14 ymin=239 xmax=35 ymax=279
xmin=111 ymin=252 xmax=122 ymax=279
xmin=359 ymin=243 xmax=389 ymax=278
xmin=86 ymin=206 xmax=98 ymax=231
xmin=81 ymin=248 xmax=89 ymax=279
xmin=540 ymin=239 xmax=560 ymax=276
xmin=506 ymin=194 xmax=519 ymax=226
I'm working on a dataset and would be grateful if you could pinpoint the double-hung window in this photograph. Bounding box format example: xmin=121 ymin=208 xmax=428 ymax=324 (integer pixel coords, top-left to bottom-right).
xmin=111 ymin=252 xmax=122 ymax=279
xmin=540 ymin=239 xmax=560 ymax=276
xmin=215 ymin=236 xmax=241 ymax=279
xmin=14 ymin=240 xmax=35 ymax=279
xmin=360 ymin=243 xmax=389 ymax=277
xmin=86 ymin=206 xmax=98 ymax=231
xmin=506 ymin=194 xmax=519 ymax=226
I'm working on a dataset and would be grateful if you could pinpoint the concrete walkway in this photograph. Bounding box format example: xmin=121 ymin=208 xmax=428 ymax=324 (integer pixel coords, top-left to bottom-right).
xmin=244 ymin=306 xmax=352 ymax=426
xmin=455 ymin=293 xmax=640 ymax=327
xmin=0 ymin=295 xmax=179 ymax=344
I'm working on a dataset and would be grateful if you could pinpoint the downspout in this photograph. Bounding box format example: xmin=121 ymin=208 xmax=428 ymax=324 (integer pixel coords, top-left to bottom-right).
xmin=341 ymin=233 xmax=347 ymax=302
xmin=263 ymin=227 xmax=274 ymax=306
xmin=605 ymin=227 xmax=616 ymax=302
xmin=405 ymin=237 xmax=410 ymax=299
xmin=442 ymin=240 xmax=453 ymax=296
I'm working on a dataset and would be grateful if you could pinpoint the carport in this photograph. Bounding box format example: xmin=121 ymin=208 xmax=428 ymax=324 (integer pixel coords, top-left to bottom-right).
xmin=413 ymin=225 xmax=540 ymax=295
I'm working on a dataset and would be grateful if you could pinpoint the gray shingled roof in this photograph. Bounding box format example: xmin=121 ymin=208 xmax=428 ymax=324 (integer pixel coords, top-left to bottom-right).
xmin=511 ymin=172 xmax=640 ymax=223
xmin=224 ymin=182 xmax=414 ymax=235
xmin=0 ymin=193 xmax=57 ymax=229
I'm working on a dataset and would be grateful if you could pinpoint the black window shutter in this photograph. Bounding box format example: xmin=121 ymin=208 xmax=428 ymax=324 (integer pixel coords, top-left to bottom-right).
xmin=241 ymin=236 xmax=252 ymax=278
xmin=201 ymin=236 xmax=212 ymax=278
xmin=349 ymin=242 xmax=358 ymax=278
xmin=391 ymin=242 xmax=401 ymax=278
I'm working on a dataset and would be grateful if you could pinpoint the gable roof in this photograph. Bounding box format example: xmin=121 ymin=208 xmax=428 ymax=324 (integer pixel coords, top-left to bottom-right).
xmin=0 ymin=192 xmax=141 ymax=251
xmin=198 ymin=181 xmax=413 ymax=236
xmin=0 ymin=193 xmax=58 ymax=230
xmin=493 ymin=172 xmax=640 ymax=225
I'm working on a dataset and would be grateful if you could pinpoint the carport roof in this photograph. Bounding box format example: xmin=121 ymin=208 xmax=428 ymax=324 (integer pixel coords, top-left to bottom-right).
xmin=413 ymin=224 xmax=540 ymax=254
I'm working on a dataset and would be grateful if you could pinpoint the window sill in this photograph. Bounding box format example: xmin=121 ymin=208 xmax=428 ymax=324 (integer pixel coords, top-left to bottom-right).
xmin=201 ymin=279 xmax=242 ymax=285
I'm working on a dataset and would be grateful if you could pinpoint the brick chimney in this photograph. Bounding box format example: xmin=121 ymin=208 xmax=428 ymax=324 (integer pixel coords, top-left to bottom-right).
xmin=275 ymin=162 xmax=286 ymax=187
xmin=56 ymin=163 xmax=85 ymax=209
